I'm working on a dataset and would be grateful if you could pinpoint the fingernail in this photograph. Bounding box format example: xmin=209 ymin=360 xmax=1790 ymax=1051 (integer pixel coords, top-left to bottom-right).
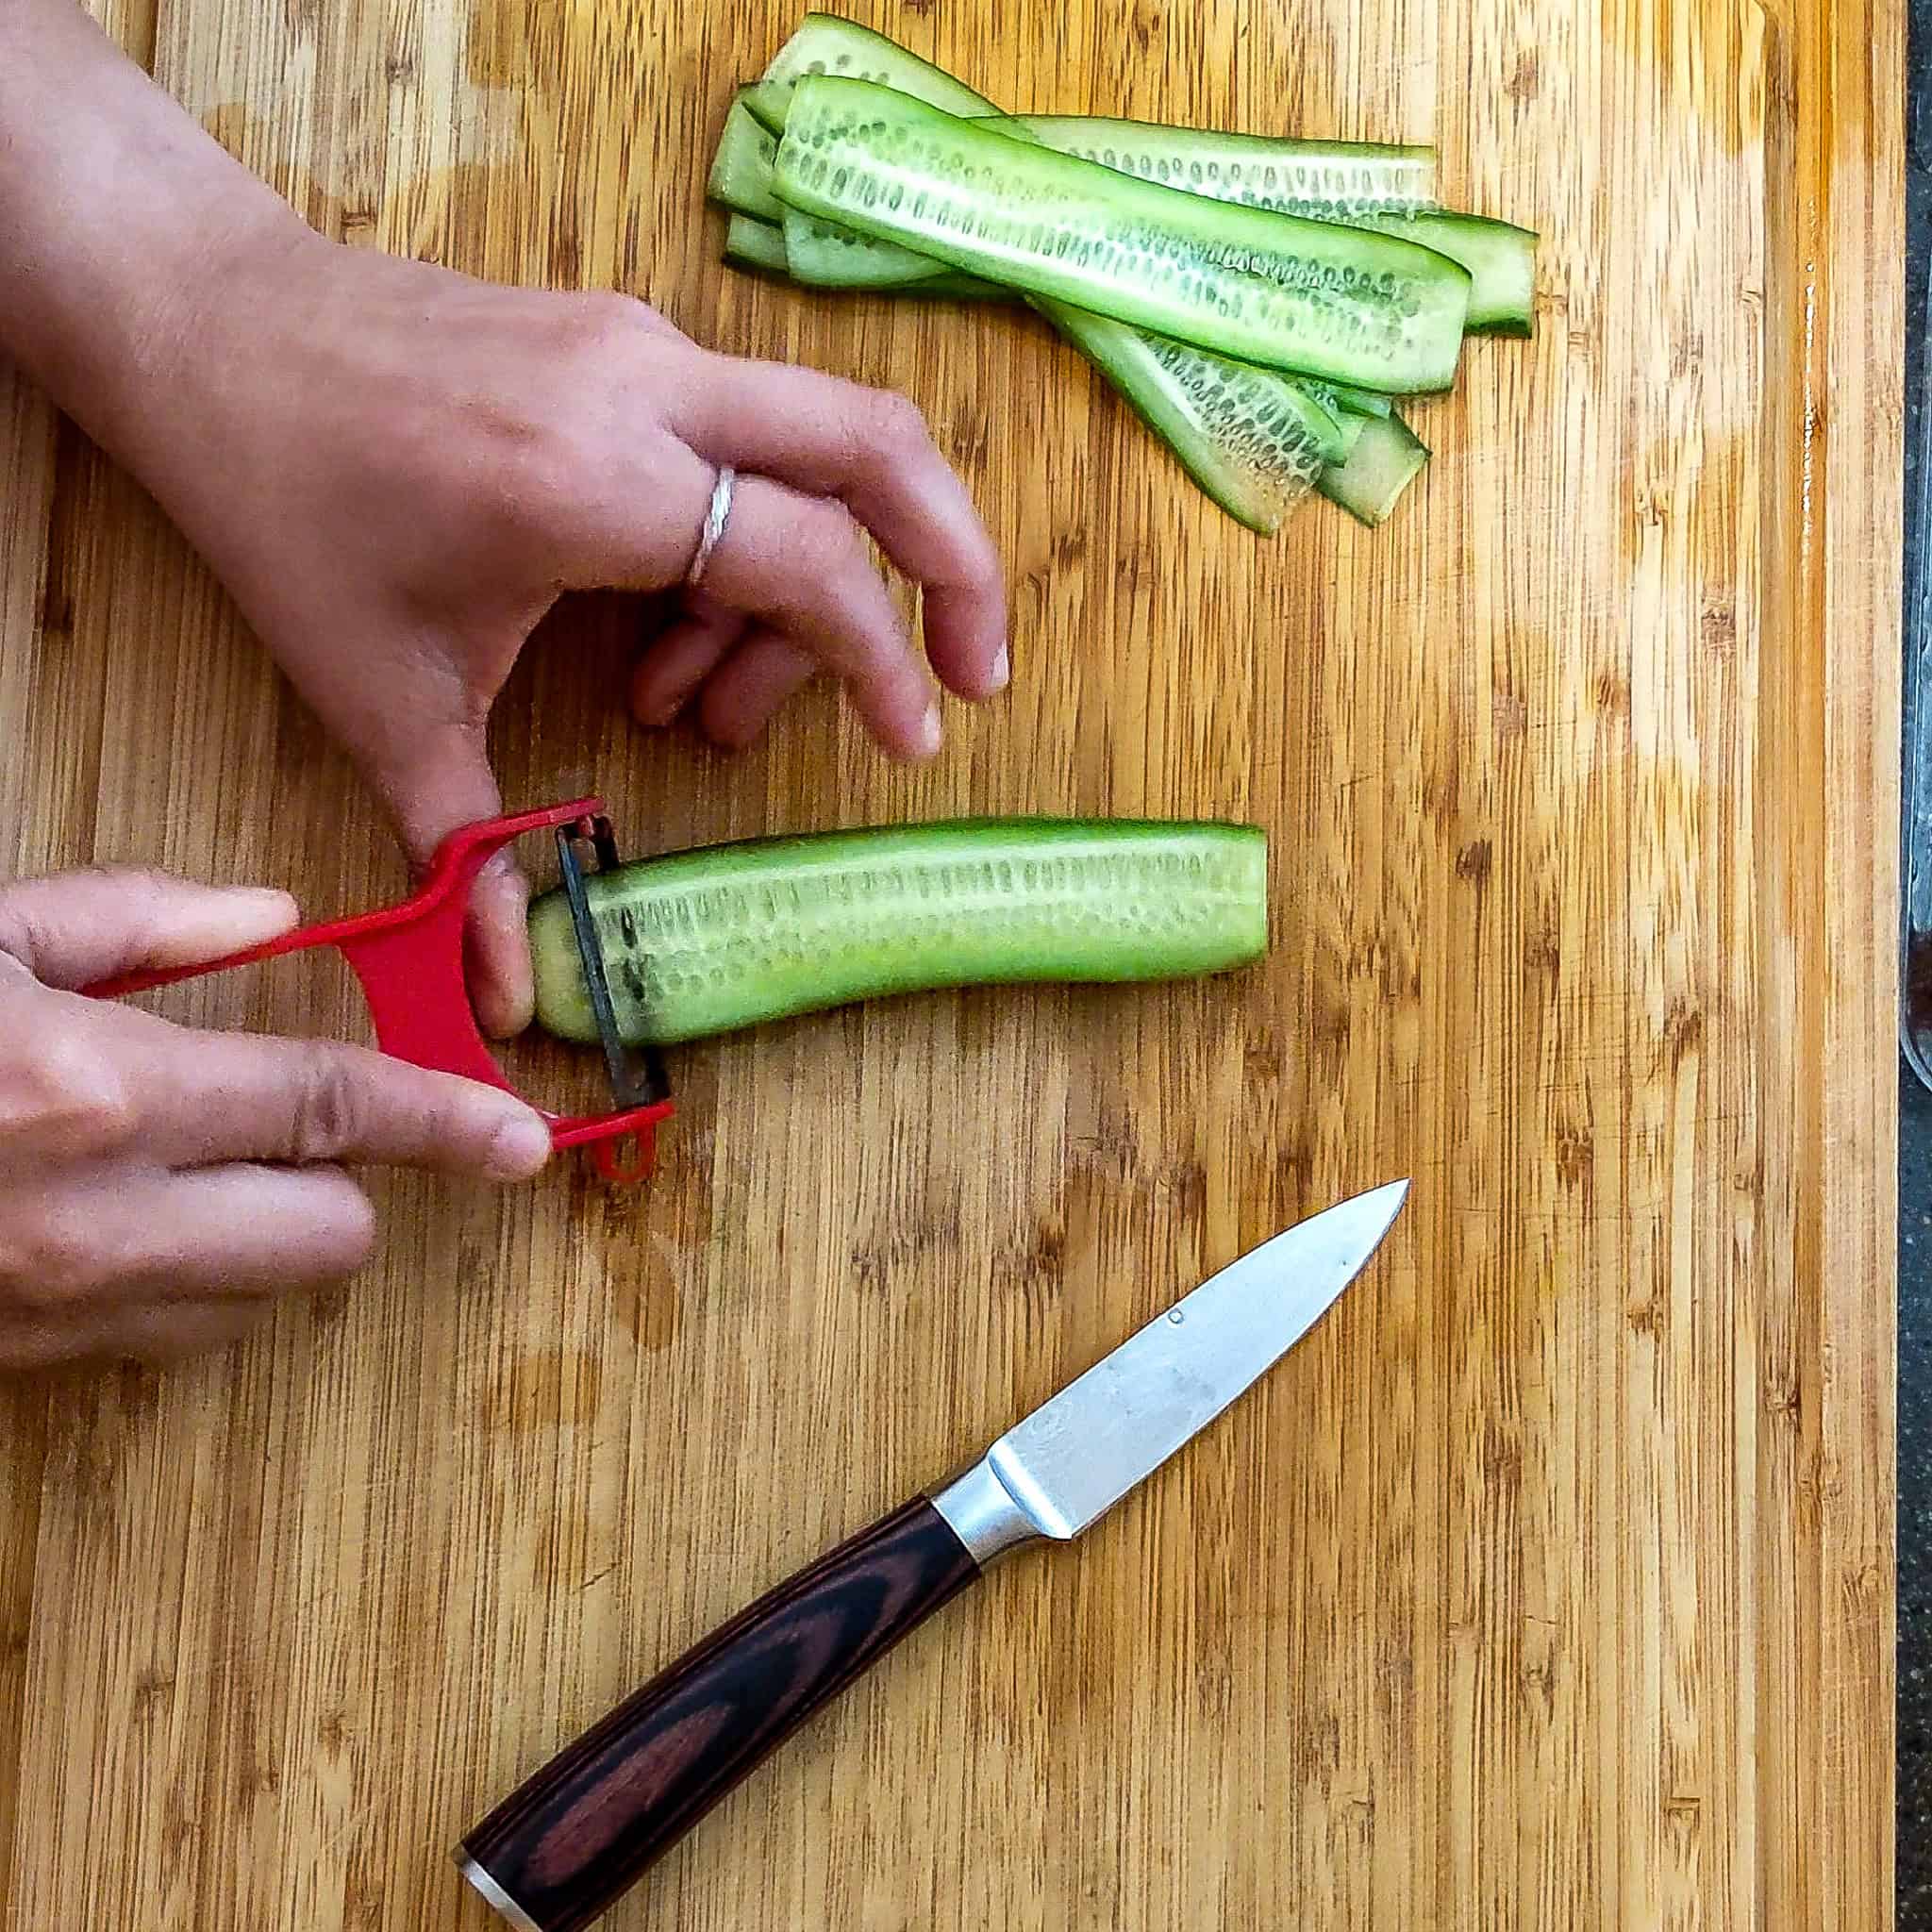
xmin=987 ymin=642 xmax=1011 ymax=693
xmin=484 ymin=1108 xmax=553 ymax=1182
xmin=235 ymin=887 xmax=300 ymax=919
xmin=916 ymin=698 xmax=943 ymax=758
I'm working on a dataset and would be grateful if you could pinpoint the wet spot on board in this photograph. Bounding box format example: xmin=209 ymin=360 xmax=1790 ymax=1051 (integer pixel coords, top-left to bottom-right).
xmin=487 ymin=1347 xmax=605 ymax=1432
xmin=608 ymin=1235 xmax=682 ymax=1353
xmin=1455 ymin=838 xmax=1495 ymax=890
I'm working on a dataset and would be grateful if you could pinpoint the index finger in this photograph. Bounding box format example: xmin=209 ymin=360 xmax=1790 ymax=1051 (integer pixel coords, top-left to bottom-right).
xmin=667 ymin=355 xmax=1008 ymax=699
xmin=135 ymin=1024 xmax=553 ymax=1180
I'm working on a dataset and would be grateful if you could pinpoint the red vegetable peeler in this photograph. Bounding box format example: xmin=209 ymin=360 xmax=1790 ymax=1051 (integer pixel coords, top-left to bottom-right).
xmin=83 ymin=799 xmax=674 ymax=1185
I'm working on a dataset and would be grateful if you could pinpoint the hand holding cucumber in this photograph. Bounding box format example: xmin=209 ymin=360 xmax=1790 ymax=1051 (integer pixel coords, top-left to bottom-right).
xmin=0 ymin=0 xmax=1009 ymax=1041
xmin=106 ymin=239 xmax=1009 ymax=1032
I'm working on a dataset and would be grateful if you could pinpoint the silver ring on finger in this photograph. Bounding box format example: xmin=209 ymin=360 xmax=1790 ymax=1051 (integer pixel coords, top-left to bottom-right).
xmin=684 ymin=466 xmax=737 ymax=589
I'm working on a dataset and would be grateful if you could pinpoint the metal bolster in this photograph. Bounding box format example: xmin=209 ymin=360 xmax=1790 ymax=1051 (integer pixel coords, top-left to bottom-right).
xmin=927 ymin=1457 xmax=1046 ymax=1569
xmin=454 ymin=1855 xmax=544 ymax=1932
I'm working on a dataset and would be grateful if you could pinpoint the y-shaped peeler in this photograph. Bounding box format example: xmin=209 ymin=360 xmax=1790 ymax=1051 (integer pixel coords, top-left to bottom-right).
xmin=84 ymin=799 xmax=673 ymax=1184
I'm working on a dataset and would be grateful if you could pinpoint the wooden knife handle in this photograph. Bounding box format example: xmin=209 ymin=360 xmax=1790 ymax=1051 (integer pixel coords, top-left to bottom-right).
xmin=457 ymin=1497 xmax=981 ymax=1932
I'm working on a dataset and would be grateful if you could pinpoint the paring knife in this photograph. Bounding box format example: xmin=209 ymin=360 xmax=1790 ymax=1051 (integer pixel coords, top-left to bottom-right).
xmin=456 ymin=1179 xmax=1410 ymax=1932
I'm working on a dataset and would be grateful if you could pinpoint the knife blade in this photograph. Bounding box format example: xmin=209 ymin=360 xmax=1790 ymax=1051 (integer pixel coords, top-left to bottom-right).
xmin=456 ymin=1180 xmax=1409 ymax=1932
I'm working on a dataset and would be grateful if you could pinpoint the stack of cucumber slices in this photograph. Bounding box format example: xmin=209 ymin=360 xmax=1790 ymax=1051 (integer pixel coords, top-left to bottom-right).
xmin=706 ymin=14 xmax=1537 ymax=534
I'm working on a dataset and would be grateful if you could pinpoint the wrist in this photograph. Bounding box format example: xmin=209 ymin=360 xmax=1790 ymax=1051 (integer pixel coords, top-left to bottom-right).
xmin=0 ymin=0 xmax=312 ymax=462
xmin=82 ymin=204 xmax=323 ymax=489
xmin=16 ymin=164 xmax=313 ymax=469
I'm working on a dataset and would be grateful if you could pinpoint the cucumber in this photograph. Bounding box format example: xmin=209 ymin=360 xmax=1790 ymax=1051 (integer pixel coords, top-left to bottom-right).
xmin=1042 ymin=301 xmax=1342 ymax=533
xmin=1010 ymin=118 xmax=1533 ymax=337
xmin=773 ymin=78 xmax=1471 ymax=393
xmin=708 ymin=95 xmax=784 ymax=222
xmin=782 ymin=208 xmax=950 ymax=289
xmin=1317 ymin=410 xmax=1431 ymax=525
xmin=1301 ymin=378 xmax=1393 ymax=420
xmin=1009 ymin=113 xmax=1435 ymax=219
xmin=725 ymin=215 xmax=1001 ymax=300
xmin=737 ymin=90 xmax=1530 ymax=338
xmin=763 ymin=25 xmax=1002 ymax=292
xmin=741 ymin=78 xmax=798 ymax=139
xmin=1351 ymin=210 xmax=1537 ymax=336
xmin=709 ymin=55 xmax=1358 ymax=531
xmin=750 ymin=11 xmax=994 ymax=131
xmin=528 ymin=819 xmax=1269 ymax=1046
xmin=723 ymin=211 xmax=791 ymax=275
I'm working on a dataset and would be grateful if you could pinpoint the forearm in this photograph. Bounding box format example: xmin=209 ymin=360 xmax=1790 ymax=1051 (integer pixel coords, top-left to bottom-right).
xmin=0 ymin=0 xmax=305 ymax=459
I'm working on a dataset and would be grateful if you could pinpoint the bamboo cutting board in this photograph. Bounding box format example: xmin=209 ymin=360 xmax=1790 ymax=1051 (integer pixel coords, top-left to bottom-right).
xmin=0 ymin=0 xmax=1900 ymax=1925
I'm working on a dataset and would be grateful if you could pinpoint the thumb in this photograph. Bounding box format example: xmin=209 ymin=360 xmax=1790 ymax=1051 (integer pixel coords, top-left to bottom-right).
xmin=376 ymin=724 xmax=535 ymax=1043
xmin=0 ymin=868 xmax=300 ymax=991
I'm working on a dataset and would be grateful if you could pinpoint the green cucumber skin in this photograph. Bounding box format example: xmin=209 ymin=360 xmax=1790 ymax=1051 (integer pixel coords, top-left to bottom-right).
xmin=741 ymin=79 xmax=792 ymax=137
xmin=528 ymin=819 xmax=1269 ymax=1046
xmin=723 ymin=211 xmax=791 ymax=275
xmin=708 ymin=97 xmax=784 ymax=221
xmin=782 ymin=208 xmax=950 ymax=288
xmin=723 ymin=218 xmax=1002 ymax=302
xmin=1010 ymin=113 xmax=1436 ymax=218
xmin=752 ymin=12 xmax=993 ymax=131
xmin=1317 ymin=410 xmax=1431 ymax=525
xmin=774 ymin=78 xmax=1471 ymax=394
xmin=1350 ymin=210 xmax=1537 ymax=334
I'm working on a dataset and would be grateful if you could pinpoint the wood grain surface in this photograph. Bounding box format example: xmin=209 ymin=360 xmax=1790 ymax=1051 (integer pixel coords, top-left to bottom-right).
xmin=0 ymin=1 xmax=1900 ymax=1927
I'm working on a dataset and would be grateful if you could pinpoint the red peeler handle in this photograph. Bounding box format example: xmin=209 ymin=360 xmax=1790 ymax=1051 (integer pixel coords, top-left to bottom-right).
xmin=84 ymin=798 xmax=672 ymax=1184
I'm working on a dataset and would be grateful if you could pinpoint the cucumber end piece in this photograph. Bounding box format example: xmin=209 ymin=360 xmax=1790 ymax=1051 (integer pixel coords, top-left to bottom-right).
xmin=1316 ymin=412 xmax=1431 ymax=526
xmin=527 ymin=891 xmax=601 ymax=1044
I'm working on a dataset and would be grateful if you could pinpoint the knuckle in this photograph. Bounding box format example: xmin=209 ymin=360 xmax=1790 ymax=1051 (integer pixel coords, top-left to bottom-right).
xmin=287 ymin=1050 xmax=365 ymax=1164
xmin=790 ymin=500 xmax=866 ymax=582
xmin=477 ymin=420 xmax=578 ymax=548
xmin=0 ymin=1199 xmax=105 ymax=1308
xmin=570 ymin=290 xmax=654 ymax=352
xmin=871 ymin=390 xmax=932 ymax=451
xmin=0 ymin=1021 xmax=137 ymax=1157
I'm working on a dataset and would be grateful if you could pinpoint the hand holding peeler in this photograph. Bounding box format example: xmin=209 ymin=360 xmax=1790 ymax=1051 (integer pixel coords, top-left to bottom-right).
xmin=83 ymin=798 xmax=672 ymax=1184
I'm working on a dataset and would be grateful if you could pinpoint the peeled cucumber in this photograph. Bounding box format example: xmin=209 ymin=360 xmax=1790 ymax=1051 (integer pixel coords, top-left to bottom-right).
xmin=748 ymin=12 xmax=993 ymax=131
xmin=713 ymin=15 xmax=1531 ymax=530
xmin=1007 ymin=113 xmax=1436 ymax=220
xmin=723 ymin=211 xmax=791 ymax=275
xmin=1317 ymin=411 xmax=1431 ymax=525
xmin=774 ymin=79 xmax=1471 ymax=393
xmin=708 ymin=96 xmax=784 ymax=222
xmin=529 ymin=820 xmax=1269 ymax=1045
xmin=1041 ymin=301 xmax=1343 ymax=532
xmin=1009 ymin=116 xmax=1535 ymax=336
xmin=734 ymin=25 xmax=1357 ymax=527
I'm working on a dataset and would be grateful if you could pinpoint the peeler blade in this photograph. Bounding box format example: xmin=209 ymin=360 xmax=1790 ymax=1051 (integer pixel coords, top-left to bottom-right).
xmin=556 ymin=820 xmax=671 ymax=1114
